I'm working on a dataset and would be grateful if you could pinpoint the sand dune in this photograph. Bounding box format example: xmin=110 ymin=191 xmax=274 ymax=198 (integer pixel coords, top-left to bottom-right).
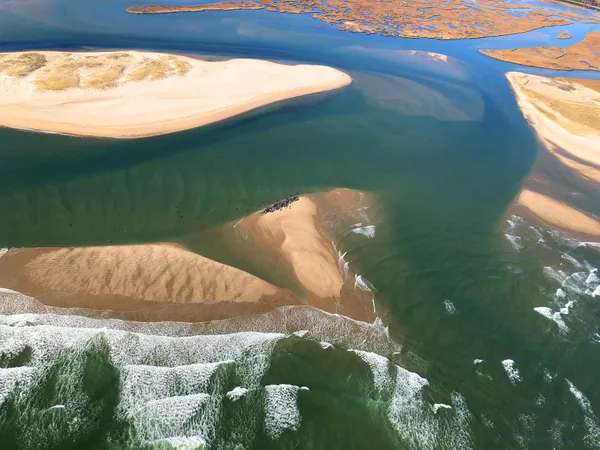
xmin=0 ymin=244 xmax=299 ymax=319
xmin=0 ymin=50 xmax=351 ymax=138
xmin=0 ymin=189 xmax=380 ymax=322
xmin=516 ymin=190 xmax=600 ymax=236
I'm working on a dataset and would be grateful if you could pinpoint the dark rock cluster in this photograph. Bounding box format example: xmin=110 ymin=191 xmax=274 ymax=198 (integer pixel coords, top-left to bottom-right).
xmin=261 ymin=195 xmax=300 ymax=214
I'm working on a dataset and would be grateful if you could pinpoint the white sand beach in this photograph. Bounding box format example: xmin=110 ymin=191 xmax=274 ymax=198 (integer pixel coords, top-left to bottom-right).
xmin=0 ymin=50 xmax=352 ymax=138
xmin=506 ymin=72 xmax=600 ymax=180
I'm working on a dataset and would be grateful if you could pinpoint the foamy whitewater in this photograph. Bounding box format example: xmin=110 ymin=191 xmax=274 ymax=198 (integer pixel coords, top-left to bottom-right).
xmin=0 ymin=289 xmax=473 ymax=449
xmin=503 ymin=216 xmax=600 ymax=342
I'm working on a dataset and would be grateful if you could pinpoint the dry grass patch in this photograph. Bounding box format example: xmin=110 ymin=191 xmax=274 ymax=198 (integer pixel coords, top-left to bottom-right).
xmin=166 ymin=55 xmax=192 ymax=75
xmin=34 ymin=66 xmax=80 ymax=91
xmin=0 ymin=53 xmax=47 ymax=77
xmin=127 ymin=58 xmax=172 ymax=81
xmin=128 ymin=56 xmax=191 ymax=82
xmin=105 ymin=53 xmax=131 ymax=61
xmin=523 ymin=87 xmax=600 ymax=134
xmin=81 ymin=65 xmax=125 ymax=89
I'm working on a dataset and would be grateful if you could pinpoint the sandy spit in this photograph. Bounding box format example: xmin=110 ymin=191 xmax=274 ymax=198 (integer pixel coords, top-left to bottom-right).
xmin=506 ymin=72 xmax=600 ymax=180
xmin=0 ymin=50 xmax=352 ymax=139
xmin=517 ymin=189 xmax=600 ymax=236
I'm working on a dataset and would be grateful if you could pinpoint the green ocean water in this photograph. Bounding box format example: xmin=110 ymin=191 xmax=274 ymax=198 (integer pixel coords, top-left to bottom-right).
xmin=1 ymin=0 xmax=600 ymax=448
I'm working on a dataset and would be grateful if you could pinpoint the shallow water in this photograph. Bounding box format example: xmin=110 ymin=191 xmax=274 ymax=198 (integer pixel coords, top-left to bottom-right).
xmin=1 ymin=0 xmax=600 ymax=448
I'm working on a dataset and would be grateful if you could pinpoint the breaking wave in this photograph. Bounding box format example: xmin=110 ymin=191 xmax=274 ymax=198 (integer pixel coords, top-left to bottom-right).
xmin=0 ymin=289 xmax=473 ymax=449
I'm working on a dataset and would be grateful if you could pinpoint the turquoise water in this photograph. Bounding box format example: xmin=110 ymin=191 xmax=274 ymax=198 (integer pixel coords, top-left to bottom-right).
xmin=1 ymin=1 xmax=600 ymax=448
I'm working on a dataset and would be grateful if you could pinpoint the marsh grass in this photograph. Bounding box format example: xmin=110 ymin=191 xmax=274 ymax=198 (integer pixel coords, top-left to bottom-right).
xmin=128 ymin=56 xmax=191 ymax=82
xmin=524 ymin=86 xmax=600 ymax=134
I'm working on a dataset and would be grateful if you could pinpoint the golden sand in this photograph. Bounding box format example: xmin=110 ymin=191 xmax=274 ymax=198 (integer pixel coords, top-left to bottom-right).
xmin=517 ymin=190 xmax=600 ymax=236
xmin=0 ymin=190 xmax=379 ymax=322
xmin=0 ymin=50 xmax=351 ymax=139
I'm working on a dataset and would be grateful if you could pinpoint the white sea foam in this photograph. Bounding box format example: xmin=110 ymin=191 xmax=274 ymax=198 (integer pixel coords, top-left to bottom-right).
xmin=0 ymin=366 xmax=38 ymax=406
xmin=506 ymin=215 xmax=523 ymax=231
xmin=145 ymin=435 xmax=207 ymax=449
xmin=505 ymin=234 xmax=523 ymax=251
xmin=0 ymin=287 xmax=20 ymax=295
xmin=353 ymin=349 xmax=474 ymax=448
xmin=264 ymin=384 xmax=301 ymax=439
xmin=130 ymin=393 xmax=212 ymax=442
xmin=0 ymin=290 xmax=400 ymax=356
xmin=352 ymin=350 xmax=391 ymax=389
xmin=473 ymin=359 xmax=484 ymax=365
xmin=118 ymin=361 xmax=229 ymax=420
xmin=566 ymin=379 xmax=600 ymax=447
xmin=351 ymin=224 xmax=376 ymax=238
xmin=562 ymin=253 xmax=584 ymax=269
xmin=560 ymin=301 xmax=574 ymax=315
xmin=566 ymin=379 xmax=593 ymax=414
xmin=444 ymin=300 xmax=457 ymax=315
xmin=542 ymin=368 xmax=556 ymax=383
xmin=226 ymin=387 xmax=248 ymax=402
xmin=432 ymin=403 xmax=452 ymax=414
xmin=536 ymin=394 xmax=545 ymax=407
xmin=586 ymin=269 xmax=599 ymax=286
xmin=0 ymin=248 xmax=7 ymax=259
xmin=480 ymin=413 xmax=494 ymax=429
xmin=354 ymin=275 xmax=373 ymax=292
xmin=47 ymin=404 xmax=66 ymax=410
xmin=533 ymin=307 xmax=568 ymax=333
xmin=502 ymin=359 xmax=522 ymax=384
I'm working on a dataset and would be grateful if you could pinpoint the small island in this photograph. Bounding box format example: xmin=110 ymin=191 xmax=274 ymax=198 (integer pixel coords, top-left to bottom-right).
xmin=480 ymin=31 xmax=600 ymax=71
xmin=0 ymin=50 xmax=351 ymax=138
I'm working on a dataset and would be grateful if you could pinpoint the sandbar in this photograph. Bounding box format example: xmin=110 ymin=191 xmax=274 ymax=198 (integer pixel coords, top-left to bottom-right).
xmin=126 ymin=0 xmax=600 ymax=40
xmin=481 ymin=31 xmax=600 ymax=71
xmin=516 ymin=189 xmax=600 ymax=236
xmin=0 ymin=189 xmax=379 ymax=322
xmin=0 ymin=50 xmax=351 ymax=139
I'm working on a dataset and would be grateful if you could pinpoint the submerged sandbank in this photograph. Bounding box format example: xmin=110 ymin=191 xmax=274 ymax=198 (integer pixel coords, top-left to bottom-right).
xmin=506 ymin=72 xmax=600 ymax=183
xmin=0 ymin=50 xmax=351 ymax=139
xmin=0 ymin=189 xmax=379 ymax=322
